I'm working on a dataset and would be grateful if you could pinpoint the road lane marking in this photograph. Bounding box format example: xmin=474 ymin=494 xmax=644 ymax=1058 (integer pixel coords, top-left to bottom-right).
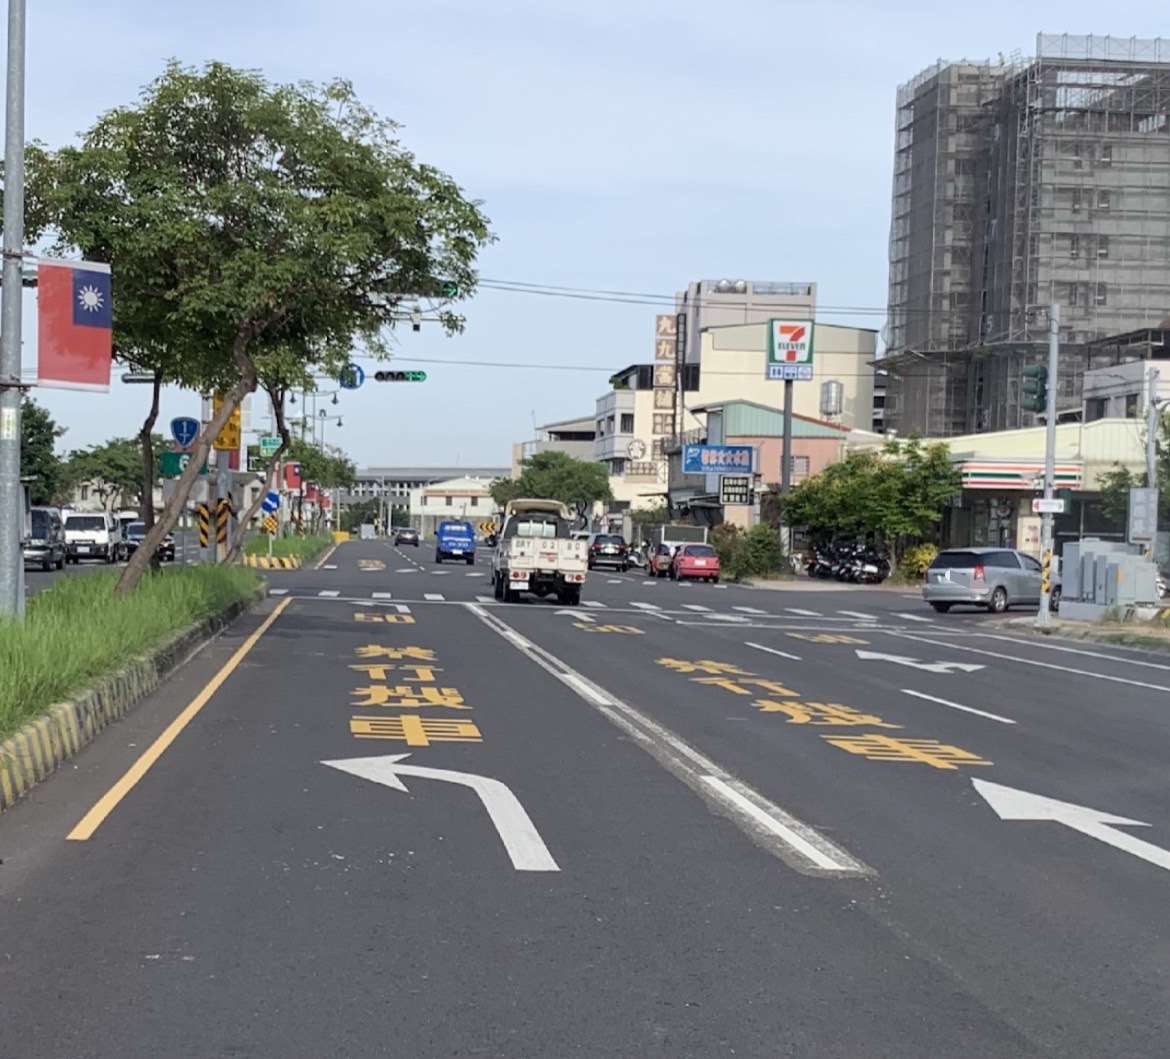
xmin=607 ymin=579 xmax=622 ymax=584
xmin=318 ymin=589 xmax=340 ymax=597
xmin=745 ymin=642 xmax=803 ymax=662
xmin=894 ymin=612 xmax=934 ymax=623
xmin=467 ymin=604 xmax=868 ymax=878
xmin=630 ymin=602 xmax=662 ymax=611
xmin=582 ymin=600 xmax=606 ymax=609
xmin=836 ymin=610 xmax=873 ymax=620
xmin=322 ymin=564 xmax=339 ymax=570
xmin=476 ymin=595 xmax=495 ymax=603
xmin=392 ymin=604 xmax=412 ymax=614
xmin=395 ymin=567 xmax=417 ymax=573
xmin=886 ymin=631 xmax=1170 ymax=693
xmin=970 ymin=632 xmax=1170 ymax=673
xmin=423 ymin=593 xmax=445 ymax=601
xmin=268 ymin=588 xmax=289 ymax=596
xmin=706 ymin=613 xmax=751 ymax=623
xmin=314 ymin=544 xmax=339 ymax=570
xmin=372 ymin=591 xmax=394 ymax=599
xmin=682 ymin=604 xmax=711 ymax=612
xmin=733 ymin=606 xmax=768 ymax=615
xmin=785 ymin=608 xmax=821 ymax=617
xmin=466 ymin=572 xmax=485 ymax=578
xmin=68 ymin=598 xmax=294 ymax=841
xmin=433 ymin=570 xmax=450 ymax=576
xmin=900 ymin=688 xmax=1016 ymax=725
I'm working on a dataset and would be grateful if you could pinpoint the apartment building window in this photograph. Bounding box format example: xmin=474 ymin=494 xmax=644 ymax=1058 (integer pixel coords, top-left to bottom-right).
xmin=790 ymin=455 xmax=810 ymax=480
xmin=1095 ymin=283 xmax=1108 ymax=306
xmin=620 ymin=413 xmax=634 ymax=433
xmin=596 ymin=419 xmax=606 ymax=436
xmin=1071 ymin=188 xmax=1082 ymax=212
xmin=1125 ymin=393 xmax=1139 ymax=418
xmin=1097 ymin=189 xmax=1111 ymax=211
xmin=470 ymin=497 xmax=478 ymax=508
xmin=1097 ymin=235 xmax=1109 ymax=259
xmin=1085 ymin=397 xmax=1108 ymax=422
xmin=1100 ymin=143 xmax=1113 ymax=167
xmin=445 ymin=496 xmax=453 ymax=507
xmin=1072 ymin=143 xmax=1082 ymax=169
xmin=1069 ymin=234 xmax=1080 ymax=259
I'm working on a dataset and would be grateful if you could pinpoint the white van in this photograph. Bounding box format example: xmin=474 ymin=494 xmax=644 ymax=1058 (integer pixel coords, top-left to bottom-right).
xmin=63 ymin=512 xmax=121 ymax=564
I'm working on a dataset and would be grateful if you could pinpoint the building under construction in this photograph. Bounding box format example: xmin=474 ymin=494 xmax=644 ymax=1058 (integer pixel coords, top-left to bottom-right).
xmin=885 ymin=34 xmax=1170 ymax=436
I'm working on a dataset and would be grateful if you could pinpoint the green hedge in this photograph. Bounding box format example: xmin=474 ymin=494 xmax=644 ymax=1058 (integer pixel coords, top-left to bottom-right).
xmin=0 ymin=566 xmax=261 ymax=740
xmin=244 ymin=533 xmax=333 ymax=562
xmin=712 ymin=524 xmax=786 ymax=582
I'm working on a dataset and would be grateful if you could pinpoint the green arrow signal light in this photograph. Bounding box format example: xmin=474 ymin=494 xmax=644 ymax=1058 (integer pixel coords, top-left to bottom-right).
xmin=373 ymin=370 xmax=428 ymax=383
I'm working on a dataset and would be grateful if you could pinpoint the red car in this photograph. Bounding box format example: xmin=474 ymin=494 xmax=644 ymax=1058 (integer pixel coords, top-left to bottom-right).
xmin=672 ymin=543 xmax=720 ymax=583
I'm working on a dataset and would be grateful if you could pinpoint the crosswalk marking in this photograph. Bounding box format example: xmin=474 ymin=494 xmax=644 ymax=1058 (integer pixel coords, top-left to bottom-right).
xmin=582 ymin=600 xmax=607 ymax=609
xmin=424 ymin=593 xmax=445 ymax=601
xmin=318 ymin=590 xmax=340 ymax=598
xmin=630 ymin=602 xmax=662 ymax=611
xmin=837 ymin=610 xmax=874 ymax=620
xmin=681 ymin=603 xmax=712 ymax=612
xmin=268 ymin=588 xmax=289 ymax=596
xmin=785 ymin=607 xmax=822 ymax=617
xmin=895 ymin=612 xmax=934 ymax=623
xmin=733 ymin=606 xmax=767 ymax=615
xmin=433 ymin=570 xmax=449 ymax=576
xmin=466 ymin=572 xmax=485 ymax=578
xmin=371 ymin=592 xmax=394 ymax=600
xmin=475 ymin=595 xmax=495 ymax=603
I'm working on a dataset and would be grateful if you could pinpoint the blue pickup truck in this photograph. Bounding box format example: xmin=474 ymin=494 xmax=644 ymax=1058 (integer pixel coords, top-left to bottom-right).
xmin=435 ymin=520 xmax=476 ymax=565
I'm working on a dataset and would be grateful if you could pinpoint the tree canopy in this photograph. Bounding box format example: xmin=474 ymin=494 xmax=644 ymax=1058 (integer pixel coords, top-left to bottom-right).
xmin=20 ymin=60 xmax=492 ymax=590
xmin=490 ymin=452 xmax=612 ymax=518
xmin=19 ymin=398 xmax=65 ymax=505
xmin=287 ymin=438 xmax=357 ymax=492
xmin=782 ymin=438 xmax=959 ymax=559
xmin=63 ymin=436 xmax=164 ymax=511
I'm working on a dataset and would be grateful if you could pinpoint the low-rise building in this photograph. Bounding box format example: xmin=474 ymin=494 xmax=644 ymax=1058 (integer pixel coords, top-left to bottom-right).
xmin=408 ymin=476 xmax=499 ymax=538
xmin=513 ymin=415 xmax=596 ymax=477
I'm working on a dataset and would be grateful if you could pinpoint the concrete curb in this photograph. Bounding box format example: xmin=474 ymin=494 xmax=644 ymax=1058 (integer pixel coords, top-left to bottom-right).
xmin=0 ymin=589 xmax=263 ymax=814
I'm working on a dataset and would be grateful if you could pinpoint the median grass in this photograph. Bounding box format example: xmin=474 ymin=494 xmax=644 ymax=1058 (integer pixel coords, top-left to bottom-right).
xmin=244 ymin=533 xmax=333 ymax=563
xmin=0 ymin=566 xmax=262 ymax=740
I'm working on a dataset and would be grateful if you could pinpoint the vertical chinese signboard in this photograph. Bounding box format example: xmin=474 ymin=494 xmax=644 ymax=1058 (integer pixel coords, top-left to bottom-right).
xmin=652 ymin=314 xmax=677 ymax=474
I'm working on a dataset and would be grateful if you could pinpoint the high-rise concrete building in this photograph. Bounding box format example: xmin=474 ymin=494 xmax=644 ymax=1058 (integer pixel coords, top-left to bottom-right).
xmin=885 ymin=34 xmax=1170 ymax=436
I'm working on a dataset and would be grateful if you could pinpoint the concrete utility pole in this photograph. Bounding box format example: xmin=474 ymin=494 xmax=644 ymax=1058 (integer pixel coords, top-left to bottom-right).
xmin=1146 ymin=365 xmax=1160 ymax=488
xmin=0 ymin=0 xmax=27 ymax=619
xmin=1035 ymin=304 xmax=1060 ymax=628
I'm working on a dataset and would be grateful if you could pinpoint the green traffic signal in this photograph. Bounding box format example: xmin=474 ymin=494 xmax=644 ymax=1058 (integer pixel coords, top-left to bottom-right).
xmin=437 ymin=279 xmax=458 ymax=298
xmin=373 ymin=370 xmax=428 ymax=383
xmin=1021 ymin=364 xmax=1048 ymax=413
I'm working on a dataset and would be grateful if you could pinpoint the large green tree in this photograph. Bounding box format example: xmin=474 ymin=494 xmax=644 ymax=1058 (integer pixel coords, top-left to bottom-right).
xmin=19 ymin=398 xmax=65 ymax=505
xmin=490 ymin=452 xmax=612 ymax=519
xmin=62 ymin=436 xmax=164 ymax=511
xmin=21 ymin=61 xmax=491 ymax=591
xmin=782 ymin=438 xmax=960 ymax=564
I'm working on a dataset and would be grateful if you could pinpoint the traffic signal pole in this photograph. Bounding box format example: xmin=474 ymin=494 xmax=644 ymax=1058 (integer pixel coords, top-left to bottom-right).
xmin=1035 ymin=303 xmax=1060 ymax=629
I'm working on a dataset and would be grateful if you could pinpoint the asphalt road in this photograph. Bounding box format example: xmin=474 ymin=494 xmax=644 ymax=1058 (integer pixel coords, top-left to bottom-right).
xmin=3 ymin=538 xmax=1169 ymax=1056
xmin=22 ymin=529 xmax=205 ymax=596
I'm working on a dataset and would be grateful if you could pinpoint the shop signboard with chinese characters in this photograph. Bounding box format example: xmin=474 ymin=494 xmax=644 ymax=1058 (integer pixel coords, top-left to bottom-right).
xmin=766 ymin=319 xmax=815 ymax=381
xmin=720 ymin=475 xmax=752 ymax=506
xmin=682 ymin=444 xmax=753 ymax=475
xmin=651 ymin=314 xmax=677 ymax=468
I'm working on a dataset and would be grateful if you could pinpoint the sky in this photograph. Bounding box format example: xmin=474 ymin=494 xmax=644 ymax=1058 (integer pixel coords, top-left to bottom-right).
xmin=6 ymin=0 xmax=1165 ymax=468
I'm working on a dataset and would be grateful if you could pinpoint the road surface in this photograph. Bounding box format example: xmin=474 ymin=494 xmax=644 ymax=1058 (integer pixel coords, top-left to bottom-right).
xmin=2 ymin=538 xmax=1168 ymax=1057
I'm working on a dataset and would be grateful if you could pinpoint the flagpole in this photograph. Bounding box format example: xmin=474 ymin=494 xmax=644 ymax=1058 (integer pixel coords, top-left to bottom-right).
xmin=0 ymin=0 xmax=27 ymax=618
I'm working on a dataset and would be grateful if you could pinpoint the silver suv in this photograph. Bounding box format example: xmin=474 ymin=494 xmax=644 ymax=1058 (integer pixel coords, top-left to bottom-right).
xmin=923 ymin=547 xmax=1060 ymax=614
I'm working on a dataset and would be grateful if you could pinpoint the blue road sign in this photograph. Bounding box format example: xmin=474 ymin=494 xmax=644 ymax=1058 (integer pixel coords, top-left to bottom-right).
xmin=170 ymin=416 xmax=199 ymax=449
xmin=261 ymin=490 xmax=281 ymax=514
xmin=339 ymin=363 xmax=365 ymax=390
xmin=682 ymin=444 xmax=754 ymax=475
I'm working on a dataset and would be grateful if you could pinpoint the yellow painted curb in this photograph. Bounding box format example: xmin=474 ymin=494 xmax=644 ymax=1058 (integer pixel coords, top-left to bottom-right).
xmin=243 ymin=554 xmax=302 ymax=570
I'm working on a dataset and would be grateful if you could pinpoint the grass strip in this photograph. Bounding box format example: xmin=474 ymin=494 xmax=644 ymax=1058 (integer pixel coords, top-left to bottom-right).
xmin=244 ymin=533 xmax=333 ymax=562
xmin=0 ymin=566 xmax=262 ymax=740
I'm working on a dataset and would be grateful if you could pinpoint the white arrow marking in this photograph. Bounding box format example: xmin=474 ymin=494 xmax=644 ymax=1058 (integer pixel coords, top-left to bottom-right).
xmin=973 ymin=779 xmax=1170 ymax=874
xmin=855 ymin=649 xmax=984 ymax=675
xmin=557 ymin=609 xmax=593 ymax=622
xmin=323 ymin=754 xmax=560 ymax=872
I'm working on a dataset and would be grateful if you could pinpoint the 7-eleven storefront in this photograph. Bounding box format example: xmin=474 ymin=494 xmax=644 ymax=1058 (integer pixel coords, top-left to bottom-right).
xmin=945 ymin=460 xmax=1084 ymax=554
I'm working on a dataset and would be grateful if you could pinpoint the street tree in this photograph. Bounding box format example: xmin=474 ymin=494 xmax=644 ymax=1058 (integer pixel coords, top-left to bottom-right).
xmin=22 ymin=60 xmax=491 ymax=592
xmin=490 ymin=452 xmax=612 ymax=520
xmin=19 ymin=398 xmax=65 ymax=505
xmin=62 ymin=436 xmax=164 ymax=512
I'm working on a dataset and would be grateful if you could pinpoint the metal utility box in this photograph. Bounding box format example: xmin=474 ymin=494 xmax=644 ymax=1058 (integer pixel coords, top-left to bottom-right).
xmin=1105 ymin=556 xmax=1159 ymax=607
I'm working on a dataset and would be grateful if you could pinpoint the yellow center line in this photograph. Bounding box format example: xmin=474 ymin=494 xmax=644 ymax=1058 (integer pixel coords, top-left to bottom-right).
xmin=67 ymin=597 xmax=293 ymax=842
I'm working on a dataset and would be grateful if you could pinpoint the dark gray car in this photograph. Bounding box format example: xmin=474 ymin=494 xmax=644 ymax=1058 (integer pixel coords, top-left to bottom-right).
xmin=922 ymin=547 xmax=1060 ymax=614
xmin=23 ymin=507 xmax=67 ymax=571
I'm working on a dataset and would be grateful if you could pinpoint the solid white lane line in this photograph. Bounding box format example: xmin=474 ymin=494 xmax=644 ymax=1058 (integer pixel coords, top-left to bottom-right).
xmin=607 ymin=579 xmax=622 ymax=584
xmin=745 ymin=641 xmax=803 ymax=662
xmin=887 ymin=631 xmax=1170 ymax=693
xmin=476 ymin=595 xmax=496 ymax=603
xmin=582 ymin=600 xmax=607 ymax=609
xmin=970 ymin=632 xmax=1170 ymax=673
xmin=707 ymin=614 xmax=751 ymax=623
xmin=371 ymin=592 xmax=394 ymax=600
xmin=837 ymin=610 xmax=874 ymax=620
xmin=466 ymin=604 xmax=866 ymax=878
xmin=682 ymin=604 xmax=711 ymax=612
xmin=900 ymin=688 xmax=1016 ymax=725
xmin=395 ymin=568 xmax=416 ymax=574
xmin=318 ymin=590 xmax=340 ymax=598
xmin=466 ymin=572 xmax=485 ymax=578
xmin=423 ymin=593 xmax=445 ymax=601
xmin=630 ymin=602 xmax=662 ymax=611
xmin=268 ymin=588 xmax=289 ymax=596
xmin=894 ymin=612 xmax=934 ymax=623
xmin=314 ymin=544 xmax=339 ymax=570
xmin=785 ymin=608 xmax=821 ymax=617
xmin=433 ymin=570 xmax=450 ymax=576
xmin=734 ymin=606 xmax=768 ymax=615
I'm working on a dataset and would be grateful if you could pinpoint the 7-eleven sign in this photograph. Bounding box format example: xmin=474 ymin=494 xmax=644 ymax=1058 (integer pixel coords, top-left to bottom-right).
xmin=767 ymin=319 xmax=815 ymax=380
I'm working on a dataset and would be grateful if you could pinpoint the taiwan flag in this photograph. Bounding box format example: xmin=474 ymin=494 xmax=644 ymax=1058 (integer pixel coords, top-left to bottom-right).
xmin=36 ymin=258 xmax=113 ymax=391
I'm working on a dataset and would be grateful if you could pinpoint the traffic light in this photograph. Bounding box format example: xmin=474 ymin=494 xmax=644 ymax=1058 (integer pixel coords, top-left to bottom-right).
xmin=373 ymin=370 xmax=427 ymax=383
xmin=438 ymin=280 xmax=458 ymax=298
xmin=1021 ymin=364 xmax=1047 ymax=413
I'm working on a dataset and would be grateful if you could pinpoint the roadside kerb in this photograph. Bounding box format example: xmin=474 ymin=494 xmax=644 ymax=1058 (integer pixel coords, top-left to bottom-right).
xmin=244 ymin=554 xmax=301 ymax=570
xmin=0 ymin=587 xmax=264 ymax=813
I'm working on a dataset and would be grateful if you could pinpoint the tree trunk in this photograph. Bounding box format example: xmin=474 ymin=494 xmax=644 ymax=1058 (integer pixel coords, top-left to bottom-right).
xmin=116 ymin=333 xmax=258 ymax=594
xmin=139 ymin=371 xmax=163 ymax=571
xmin=223 ymin=387 xmax=291 ymax=564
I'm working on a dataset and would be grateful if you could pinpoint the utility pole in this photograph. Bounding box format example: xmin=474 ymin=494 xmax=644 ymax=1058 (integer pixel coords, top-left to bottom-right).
xmin=1035 ymin=304 xmax=1060 ymax=628
xmin=0 ymin=0 xmax=27 ymax=618
xmin=1146 ymin=365 xmax=1159 ymax=488
xmin=779 ymin=377 xmax=795 ymax=553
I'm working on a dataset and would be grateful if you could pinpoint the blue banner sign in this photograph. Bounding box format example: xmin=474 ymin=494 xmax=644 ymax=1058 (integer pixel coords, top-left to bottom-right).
xmin=682 ymin=444 xmax=753 ymax=475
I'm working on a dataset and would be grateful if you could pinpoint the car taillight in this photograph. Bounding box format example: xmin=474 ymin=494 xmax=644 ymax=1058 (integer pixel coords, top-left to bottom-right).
xmin=973 ymin=564 xmax=985 ymax=583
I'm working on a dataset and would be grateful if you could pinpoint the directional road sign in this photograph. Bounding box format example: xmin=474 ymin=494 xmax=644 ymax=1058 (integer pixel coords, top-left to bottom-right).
xmin=259 ymin=435 xmax=281 ymax=458
xmin=170 ymin=416 xmax=199 ymax=449
xmin=339 ymin=363 xmax=365 ymax=390
xmin=261 ymin=490 xmax=281 ymax=514
xmin=160 ymin=451 xmax=208 ymax=478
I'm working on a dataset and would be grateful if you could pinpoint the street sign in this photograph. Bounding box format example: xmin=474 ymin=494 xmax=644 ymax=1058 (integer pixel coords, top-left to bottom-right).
xmin=339 ymin=363 xmax=365 ymax=389
xmin=1128 ymin=486 xmax=1159 ymax=545
xmin=160 ymin=451 xmax=208 ymax=478
xmin=261 ymin=490 xmax=281 ymax=514
xmin=766 ymin=319 xmax=815 ymax=381
xmin=478 ymin=520 xmax=497 ymax=535
xmin=170 ymin=417 xmax=199 ymax=448
xmin=1031 ymin=497 xmax=1066 ymax=514
xmin=211 ymin=394 xmax=241 ymax=452
xmin=262 ymin=514 xmax=278 ymax=535
xmin=719 ymin=475 xmax=752 ymax=506
xmin=259 ymin=435 xmax=281 ymax=457
xmin=682 ymin=444 xmax=753 ymax=475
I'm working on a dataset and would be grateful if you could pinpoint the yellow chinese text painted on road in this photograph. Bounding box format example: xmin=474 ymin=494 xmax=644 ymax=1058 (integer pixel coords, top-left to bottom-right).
xmin=350 ymin=715 xmax=482 ymax=746
xmin=754 ymin=700 xmax=901 ymax=728
xmin=354 ymin=645 xmax=435 ymax=661
xmin=354 ymin=612 xmax=416 ymax=624
xmin=576 ymin=624 xmax=644 ymax=634
xmin=787 ymin=633 xmax=869 ymax=645
xmin=822 ymin=734 xmax=991 ymax=769
xmin=358 ymin=559 xmax=386 ymax=571
xmin=349 ymin=663 xmax=443 ymax=682
xmin=656 ymin=659 xmax=754 ymax=676
xmin=351 ymin=685 xmax=470 ymax=709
